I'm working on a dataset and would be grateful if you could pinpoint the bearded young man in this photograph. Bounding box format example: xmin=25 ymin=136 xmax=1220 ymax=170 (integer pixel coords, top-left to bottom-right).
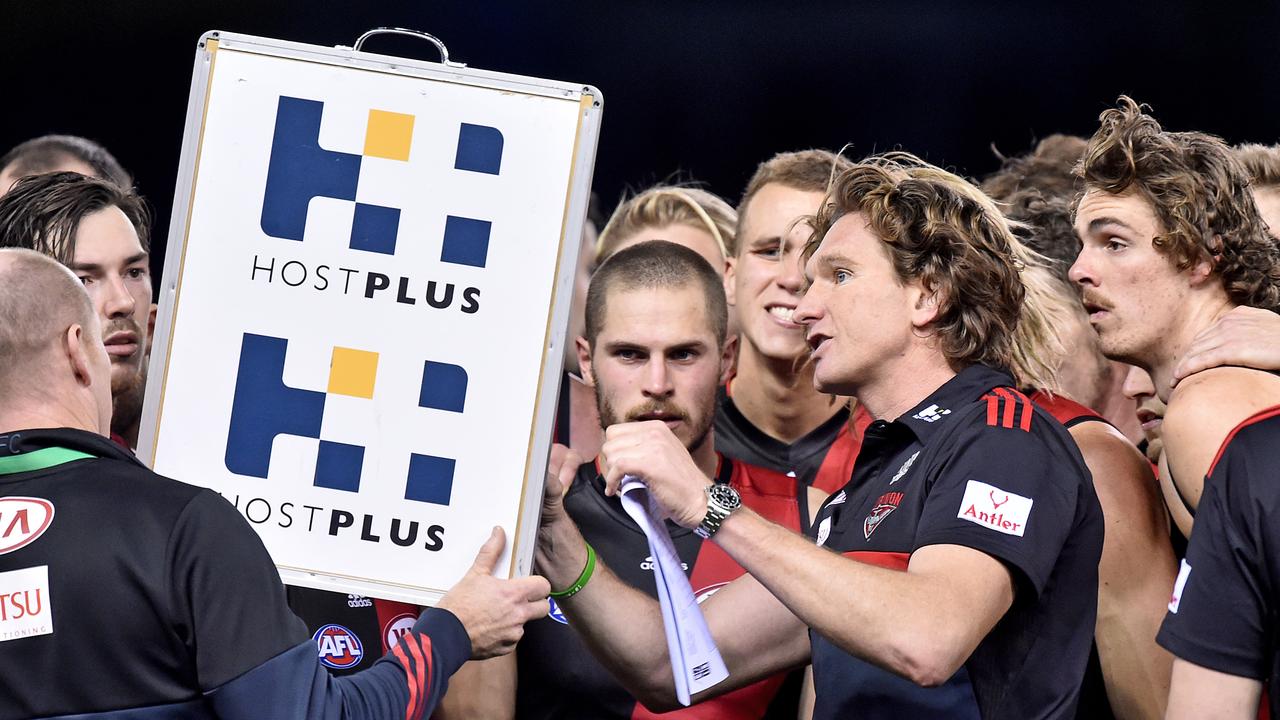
xmin=440 ymin=241 xmax=822 ymax=719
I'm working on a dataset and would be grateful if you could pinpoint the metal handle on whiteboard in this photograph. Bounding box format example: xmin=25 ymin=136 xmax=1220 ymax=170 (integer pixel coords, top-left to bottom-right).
xmin=350 ymin=27 xmax=467 ymax=68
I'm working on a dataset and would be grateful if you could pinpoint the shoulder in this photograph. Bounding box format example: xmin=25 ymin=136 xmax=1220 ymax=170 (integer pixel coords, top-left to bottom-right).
xmin=1068 ymin=420 xmax=1143 ymax=466
xmin=79 ymin=457 xmax=209 ymax=517
xmin=1068 ymin=421 xmax=1159 ymax=504
xmin=944 ymin=388 xmax=1076 ymax=452
xmin=1165 ymin=367 xmax=1280 ymax=487
xmin=928 ymin=388 xmax=1086 ymax=490
xmin=1167 ymin=367 xmax=1280 ymax=432
xmin=1029 ymin=390 xmax=1104 ymax=428
xmin=1207 ymin=404 xmax=1280 ymax=481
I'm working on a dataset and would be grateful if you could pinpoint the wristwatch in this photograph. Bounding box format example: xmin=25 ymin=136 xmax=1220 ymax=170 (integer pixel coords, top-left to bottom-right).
xmin=695 ymin=483 xmax=742 ymax=539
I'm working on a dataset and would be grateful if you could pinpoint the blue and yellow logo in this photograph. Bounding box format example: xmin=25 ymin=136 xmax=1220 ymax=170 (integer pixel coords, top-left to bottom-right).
xmin=224 ymin=333 xmax=468 ymax=506
xmin=260 ymin=96 xmax=503 ymax=266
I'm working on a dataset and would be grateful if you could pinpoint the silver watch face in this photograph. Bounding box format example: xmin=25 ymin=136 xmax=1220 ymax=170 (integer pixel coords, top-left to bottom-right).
xmin=708 ymin=483 xmax=742 ymax=512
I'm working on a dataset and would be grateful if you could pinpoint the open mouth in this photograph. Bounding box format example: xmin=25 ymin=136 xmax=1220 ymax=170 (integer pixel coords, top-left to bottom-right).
xmin=1080 ymin=294 xmax=1112 ymax=321
xmin=766 ymin=304 xmax=800 ymax=326
xmin=1135 ymin=407 xmax=1163 ymax=431
xmin=806 ymin=332 xmax=831 ymax=355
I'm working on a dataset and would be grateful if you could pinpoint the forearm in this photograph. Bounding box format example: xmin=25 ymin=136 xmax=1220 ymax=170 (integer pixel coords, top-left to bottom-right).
xmin=533 ymin=512 xmax=676 ymax=702
xmin=714 ymin=509 xmax=996 ymax=686
xmin=433 ymin=654 xmax=515 ymax=720
xmin=1166 ymin=659 xmax=1262 ymax=720
xmin=1094 ymin=528 xmax=1176 ymax=719
xmin=1094 ymin=601 xmax=1173 ymax=720
xmin=207 ymin=609 xmax=471 ymax=719
xmin=1084 ymin=425 xmax=1177 ymax=719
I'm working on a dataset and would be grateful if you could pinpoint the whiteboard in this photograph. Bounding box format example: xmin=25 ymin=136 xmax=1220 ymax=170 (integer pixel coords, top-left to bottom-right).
xmin=138 ymin=31 xmax=602 ymax=605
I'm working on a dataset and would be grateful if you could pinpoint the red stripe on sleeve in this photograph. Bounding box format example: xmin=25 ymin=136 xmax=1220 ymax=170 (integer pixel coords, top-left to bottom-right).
xmin=995 ymin=388 xmax=1017 ymax=428
xmin=985 ymin=393 xmax=999 ymax=426
xmin=391 ymin=642 xmax=418 ymax=720
xmin=842 ymin=550 xmax=910 ymax=570
xmin=406 ymin=633 xmax=434 ymax=719
xmin=1014 ymin=390 xmax=1033 ymax=431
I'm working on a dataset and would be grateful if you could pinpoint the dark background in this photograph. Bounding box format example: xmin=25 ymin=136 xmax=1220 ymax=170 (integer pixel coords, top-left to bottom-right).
xmin=3 ymin=1 xmax=1278 ymax=277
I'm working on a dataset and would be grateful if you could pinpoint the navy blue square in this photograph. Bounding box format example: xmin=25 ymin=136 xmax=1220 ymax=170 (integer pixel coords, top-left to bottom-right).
xmin=441 ymin=216 xmax=491 ymax=268
xmin=350 ymin=203 xmax=400 ymax=255
xmin=419 ymin=361 xmax=468 ymax=413
xmin=314 ymin=440 xmax=364 ymax=493
xmin=454 ymin=123 xmax=503 ymax=175
xmin=406 ymin=454 xmax=456 ymax=505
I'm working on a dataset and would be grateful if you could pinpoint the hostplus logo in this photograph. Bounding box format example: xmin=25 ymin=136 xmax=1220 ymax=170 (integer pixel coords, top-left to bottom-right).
xmin=250 ymin=96 xmax=503 ymax=311
xmin=222 ymin=333 xmax=466 ymax=550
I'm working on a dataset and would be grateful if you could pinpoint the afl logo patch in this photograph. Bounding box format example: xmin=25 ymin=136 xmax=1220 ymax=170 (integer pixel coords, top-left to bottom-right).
xmin=383 ymin=613 xmax=416 ymax=651
xmin=547 ymin=598 xmax=568 ymax=625
xmin=0 ymin=497 xmax=55 ymax=556
xmin=313 ymin=624 xmax=364 ymax=669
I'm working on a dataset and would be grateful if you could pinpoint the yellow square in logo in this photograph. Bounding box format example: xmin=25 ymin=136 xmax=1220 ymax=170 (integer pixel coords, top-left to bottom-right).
xmin=328 ymin=347 xmax=379 ymax=398
xmin=364 ymin=110 xmax=414 ymax=161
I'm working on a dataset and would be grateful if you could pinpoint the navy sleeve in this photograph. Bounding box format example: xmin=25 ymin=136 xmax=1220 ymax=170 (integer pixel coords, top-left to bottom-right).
xmin=169 ymin=490 xmax=472 ymax=718
xmin=911 ymin=407 xmax=1080 ymax=596
xmin=1157 ymin=442 xmax=1270 ymax=679
xmin=207 ymin=609 xmax=471 ymax=719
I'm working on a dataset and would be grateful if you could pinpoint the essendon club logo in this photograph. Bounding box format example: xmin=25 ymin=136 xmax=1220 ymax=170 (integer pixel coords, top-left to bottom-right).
xmin=864 ymin=491 xmax=904 ymax=540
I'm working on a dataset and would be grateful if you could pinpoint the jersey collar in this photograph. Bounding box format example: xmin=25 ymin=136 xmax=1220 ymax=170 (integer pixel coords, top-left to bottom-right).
xmin=0 ymin=427 xmax=145 ymax=470
xmin=717 ymin=384 xmax=850 ymax=462
xmin=894 ymin=364 xmax=1016 ymax=442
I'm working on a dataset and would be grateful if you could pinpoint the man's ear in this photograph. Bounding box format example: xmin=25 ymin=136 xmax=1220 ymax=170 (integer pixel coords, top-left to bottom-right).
xmin=720 ymin=334 xmax=739 ymax=385
xmin=64 ymin=324 xmax=93 ymax=387
xmin=723 ymin=257 xmax=738 ymax=307
xmin=146 ymin=303 xmax=157 ymax=353
xmin=910 ymin=280 xmax=943 ymax=329
xmin=576 ymin=337 xmax=596 ymax=387
xmin=1187 ymin=245 xmax=1219 ymax=287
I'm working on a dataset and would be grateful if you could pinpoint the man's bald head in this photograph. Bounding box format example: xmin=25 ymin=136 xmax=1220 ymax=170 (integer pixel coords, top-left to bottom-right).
xmin=0 ymin=248 xmax=99 ymax=399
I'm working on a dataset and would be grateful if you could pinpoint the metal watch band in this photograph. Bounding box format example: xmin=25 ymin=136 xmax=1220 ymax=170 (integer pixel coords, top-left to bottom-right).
xmin=695 ymin=484 xmax=740 ymax=539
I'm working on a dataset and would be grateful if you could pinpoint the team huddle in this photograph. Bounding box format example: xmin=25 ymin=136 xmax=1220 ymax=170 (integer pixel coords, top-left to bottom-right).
xmin=2 ymin=96 xmax=1280 ymax=720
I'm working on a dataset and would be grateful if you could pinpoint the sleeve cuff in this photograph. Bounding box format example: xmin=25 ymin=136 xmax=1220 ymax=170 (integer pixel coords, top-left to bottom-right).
xmin=413 ymin=607 xmax=472 ymax=678
xmin=1157 ymin=620 xmax=1268 ymax=680
xmin=913 ymin=532 xmax=1047 ymax=597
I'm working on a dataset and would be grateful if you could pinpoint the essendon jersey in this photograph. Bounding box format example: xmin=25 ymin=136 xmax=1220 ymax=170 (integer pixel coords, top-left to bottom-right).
xmin=0 ymin=428 xmax=469 ymax=720
xmin=516 ymin=454 xmax=803 ymax=720
xmin=1158 ymin=405 xmax=1280 ymax=719
xmin=807 ymin=365 xmax=1103 ymax=720
xmin=714 ymin=381 xmax=873 ymax=496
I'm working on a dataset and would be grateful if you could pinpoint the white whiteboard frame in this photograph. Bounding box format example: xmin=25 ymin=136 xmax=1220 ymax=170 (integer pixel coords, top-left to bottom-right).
xmin=137 ymin=30 xmax=603 ymax=604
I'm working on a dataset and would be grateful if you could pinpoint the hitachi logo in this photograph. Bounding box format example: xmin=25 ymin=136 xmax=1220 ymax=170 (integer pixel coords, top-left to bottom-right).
xmin=960 ymin=505 xmax=1023 ymax=534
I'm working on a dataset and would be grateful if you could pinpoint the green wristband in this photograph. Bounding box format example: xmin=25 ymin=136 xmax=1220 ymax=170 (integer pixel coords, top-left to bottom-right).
xmin=549 ymin=542 xmax=596 ymax=599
